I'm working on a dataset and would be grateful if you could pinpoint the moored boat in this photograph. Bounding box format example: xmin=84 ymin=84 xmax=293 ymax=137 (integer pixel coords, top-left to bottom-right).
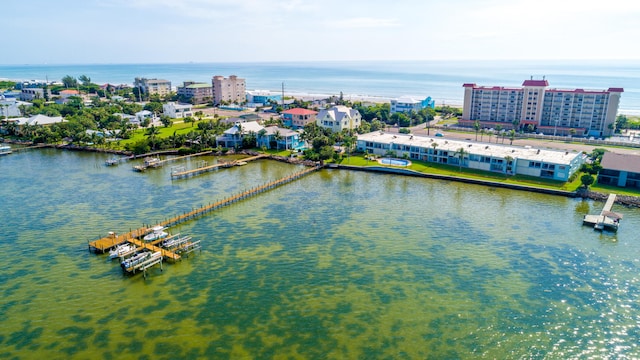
xmin=0 ymin=145 xmax=12 ymax=155
xmin=143 ymin=226 xmax=168 ymax=242
xmin=109 ymin=243 xmax=135 ymax=259
xmin=121 ymin=252 xmax=149 ymax=269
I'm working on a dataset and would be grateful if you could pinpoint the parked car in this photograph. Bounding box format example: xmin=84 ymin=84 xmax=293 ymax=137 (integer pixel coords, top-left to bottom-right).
xmin=435 ymin=132 xmax=444 ymax=137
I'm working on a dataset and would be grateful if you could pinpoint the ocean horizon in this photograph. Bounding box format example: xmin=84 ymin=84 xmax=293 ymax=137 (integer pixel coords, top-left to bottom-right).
xmin=2 ymin=59 xmax=639 ymax=114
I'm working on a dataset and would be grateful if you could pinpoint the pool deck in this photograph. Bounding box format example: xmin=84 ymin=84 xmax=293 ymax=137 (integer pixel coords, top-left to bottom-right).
xmin=376 ymin=157 xmax=412 ymax=167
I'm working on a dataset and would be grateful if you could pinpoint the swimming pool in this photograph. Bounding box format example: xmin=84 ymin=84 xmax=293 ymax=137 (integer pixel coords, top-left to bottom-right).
xmin=379 ymin=158 xmax=411 ymax=167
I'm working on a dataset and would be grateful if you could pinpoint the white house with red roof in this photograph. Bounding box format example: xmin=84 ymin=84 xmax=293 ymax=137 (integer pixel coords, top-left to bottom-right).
xmin=460 ymin=78 xmax=623 ymax=137
xmin=281 ymin=108 xmax=318 ymax=129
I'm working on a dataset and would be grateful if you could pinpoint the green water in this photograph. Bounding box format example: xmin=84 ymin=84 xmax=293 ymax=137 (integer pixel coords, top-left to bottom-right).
xmin=1 ymin=149 xmax=640 ymax=359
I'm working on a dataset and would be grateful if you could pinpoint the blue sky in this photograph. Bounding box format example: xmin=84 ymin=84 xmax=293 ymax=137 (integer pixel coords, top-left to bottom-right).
xmin=3 ymin=0 xmax=639 ymax=64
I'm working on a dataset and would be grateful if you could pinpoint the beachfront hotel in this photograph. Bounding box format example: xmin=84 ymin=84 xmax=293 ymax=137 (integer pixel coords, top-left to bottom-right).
xmin=212 ymin=75 xmax=246 ymax=105
xmin=176 ymin=81 xmax=213 ymax=104
xmin=459 ymin=79 xmax=623 ymax=138
xmin=356 ymin=132 xmax=586 ymax=181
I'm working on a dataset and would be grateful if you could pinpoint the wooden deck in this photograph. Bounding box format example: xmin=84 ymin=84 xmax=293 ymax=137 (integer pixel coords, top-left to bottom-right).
xmin=171 ymin=154 xmax=269 ymax=179
xmin=583 ymin=193 xmax=622 ymax=231
xmin=89 ymin=164 xmax=322 ymax=258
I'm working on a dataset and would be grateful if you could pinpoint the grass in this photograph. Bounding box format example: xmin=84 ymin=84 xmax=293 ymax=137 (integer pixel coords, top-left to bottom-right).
xmin=114 ymin=121 xmax=209 ymax=149
xmin=339 ymin=154 xmax=582 ymax=191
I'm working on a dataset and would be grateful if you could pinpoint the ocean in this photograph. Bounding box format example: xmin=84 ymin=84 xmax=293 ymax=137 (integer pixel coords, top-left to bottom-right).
xmin=1 ymin=60 xmax=639 ymax=114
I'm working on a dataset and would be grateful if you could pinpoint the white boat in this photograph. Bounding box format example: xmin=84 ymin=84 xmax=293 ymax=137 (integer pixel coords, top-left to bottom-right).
xmin=144 ymin=157 xmax=161 ymax=167
xmin=143 ymin=226 xmax=168 ymax=242
xmin=108 ymin=243 xmax=135 ymax=259
xmin=0 ymin=145 xmax=12 ymax=155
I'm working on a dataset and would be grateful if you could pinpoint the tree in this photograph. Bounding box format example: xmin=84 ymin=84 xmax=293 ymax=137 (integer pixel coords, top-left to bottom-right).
xmin=508 ymin=130 xmax=516 ymax=145
xmin=580 ymin=174 xmax=595 ymax=188
xmin=430 ymin=142 xmax=439 ymax=161
xmin=62 ymin=75 xmax=78 ymax=89
xmin=455 ymin=147 xmax=467 ymax=171
xmin=495 ymin=125 xmax=503 ymax=143
xmin=473 ymin=120 xmax=480 ymax=141
xmin=79 ymin=75 xmax=91 ymax=86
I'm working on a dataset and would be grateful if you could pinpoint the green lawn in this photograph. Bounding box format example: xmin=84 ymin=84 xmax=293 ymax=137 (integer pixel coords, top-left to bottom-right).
xmin=115 ymin=121 xmax=207 ymax=149
xmin=339 ymin=154 xmax=582 ymax=191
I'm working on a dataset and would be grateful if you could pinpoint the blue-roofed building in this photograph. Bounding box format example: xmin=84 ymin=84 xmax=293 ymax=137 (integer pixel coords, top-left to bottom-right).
xmin=246 ymin=90 xmax=281 ymax=106
xmin=390 ymin=96 xmax=436 ymax=114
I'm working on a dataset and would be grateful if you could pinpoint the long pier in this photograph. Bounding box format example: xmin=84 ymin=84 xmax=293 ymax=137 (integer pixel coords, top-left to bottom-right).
xmin=89 ymin=163 xmax=322 ymax=255
xmin=583 ymin=193 xmax=622 ymax=231
xmin=171 ymin=153 xmax=269 ymax=179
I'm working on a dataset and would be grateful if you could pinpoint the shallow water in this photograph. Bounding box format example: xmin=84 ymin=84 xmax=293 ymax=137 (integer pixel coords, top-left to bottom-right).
xmin=1 ymin=149 xmax=639 ymax=359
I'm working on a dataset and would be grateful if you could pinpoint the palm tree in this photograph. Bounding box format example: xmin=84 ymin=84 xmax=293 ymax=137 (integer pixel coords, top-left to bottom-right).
xmin=480 ymin=129 xmax=486 ymax=142
xmin=495 ymin=125 xmax=503 ymax=143
xmin=455 ymin=147 xmax=467 ymax=171
xmin=508 ymin=130 xmax=516 ymax=145
xmin=430 ymin=142 xmax=439 ymax=162
xmin=504 ymin=155 xmax=514 ymax=174
xmin=473 ymin=120 xmax=480 ymax=141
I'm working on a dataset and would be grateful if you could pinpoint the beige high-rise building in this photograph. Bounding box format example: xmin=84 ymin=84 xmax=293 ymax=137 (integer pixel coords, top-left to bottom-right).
xmin=211 ymin=75 xmax=246 ymax=105
xmin=460 ymin=79 xmax=623 ymax=137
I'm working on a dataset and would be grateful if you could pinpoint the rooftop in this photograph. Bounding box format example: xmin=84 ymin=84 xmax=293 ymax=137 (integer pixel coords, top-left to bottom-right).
xmin=357 ymin=132 xmax=582 ymax=165
xmin=601 ymin=152 xmax=640 ymax=173
xmin=282 ymin=108 xmax=318 ymax=116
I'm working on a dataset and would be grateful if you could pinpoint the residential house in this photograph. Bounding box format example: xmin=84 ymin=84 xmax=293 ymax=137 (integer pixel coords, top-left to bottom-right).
xmin=20 ymin=87 xmax=50 ymax=101
xmin=134 ymin=110 xmax=158 ymax=126
xmin=114 ymin=113 xmax=138 ymax=126
xmin=282 ymin=108 xmax=318 ymax=129
xmin=14 ymin=114 xmax=66 ymax=126
xmin=163 ymin=102 xmax=193 ymax=119
xmin=246 ymin=90 xmax=281 ymax=107
xmin=460 ymin=79 xmax=623 ymax=137
xmin=216 ymin=120 xmax=264 ymax=149
xmin=256 ymin=126 xmax=303 ymax=150
xmin=356 ymin=132 xmax=585 ymax=181
xmin=177 ymin=81 xmax=213 ymax=104
xmin=598 ymin=152 xmax=640 ymax=188
xmin=390 ymin=96 xmax=435 ymax=114
xmin=316 ymin=105 xmax=361 ymax=133
xmin=212 ymin=75 xmax=246 ymax=105
xmin=1 ymin=97 xmax=30 ymax=118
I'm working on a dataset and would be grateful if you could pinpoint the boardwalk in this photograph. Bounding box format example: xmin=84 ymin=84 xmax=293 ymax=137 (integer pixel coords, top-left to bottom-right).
xmin=89 ymin=164 xmax=322 ymax=256
xmin=171 ymin=153 xmax=269 ymax=179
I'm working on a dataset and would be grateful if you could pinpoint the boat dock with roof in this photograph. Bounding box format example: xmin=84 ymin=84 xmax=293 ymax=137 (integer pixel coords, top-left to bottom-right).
xmin=583 ymin=193 xmax=622 ymax=231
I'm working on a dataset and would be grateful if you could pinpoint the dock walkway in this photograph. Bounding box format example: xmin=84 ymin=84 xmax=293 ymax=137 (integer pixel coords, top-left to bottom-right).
xmin=89 ymin=164 xmax=322 ymax=255
xmin=171 ymin=153 xmax=269 ymax=179
xmin=583 ymin=193 xmax=622 ymax=231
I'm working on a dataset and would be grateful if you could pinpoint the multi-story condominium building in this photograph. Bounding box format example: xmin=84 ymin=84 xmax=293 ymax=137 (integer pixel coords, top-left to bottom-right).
xmin=460 ymin=79 xmax=623 ymax=137
xmin=390 ymin=96 xmax=435 ymax=114
xmin=212 ymin=75 xmax=246 ymax=105
xmin=356 ymin=132 xmax=586 ymax=181
xmin=316 ymin=105 xmax=361 ymax=133
xmin=133 ymin=78 xmax=172 ymax=97
xmin=176 ymin=81 xmax=213 ymax=104
xmin=282 ymin=108 xmax=318 ymax=129
xmin=19 ymin=87 xmax=50 ymax=101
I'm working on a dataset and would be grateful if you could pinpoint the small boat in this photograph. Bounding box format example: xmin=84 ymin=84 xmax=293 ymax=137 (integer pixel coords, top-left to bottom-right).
xmin=144 ymin=157 xmax=161 ymax=167
xmin=236 ymin=161 xmax=248 ymax=166
xmin=109 ymin=243 xmax=135 ymax=259
xmin=143 ymin=226 xmax=168 ymax=242
xmin=0 ymin=145 xmax=12 ymax=155
xmin=105 ymin=158 xmax=119 ymax=166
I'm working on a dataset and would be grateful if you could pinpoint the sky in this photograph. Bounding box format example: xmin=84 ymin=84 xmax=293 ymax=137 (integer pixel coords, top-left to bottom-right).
xmin=2 ymin=0 xmax=640 ymax=64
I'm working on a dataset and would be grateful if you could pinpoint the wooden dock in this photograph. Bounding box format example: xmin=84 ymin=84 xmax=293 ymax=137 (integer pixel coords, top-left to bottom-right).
xmin=583 ymin=193 xmax=622 ymax=231
xmin=171 ymin=153 xmax=269 ymax=179
xmin=89 ymin=164 xmax=322 ymax=257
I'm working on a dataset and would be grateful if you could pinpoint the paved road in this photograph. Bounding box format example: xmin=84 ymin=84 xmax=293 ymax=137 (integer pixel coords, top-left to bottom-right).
xmin=392 ymin=123 xmax=640 ymax=156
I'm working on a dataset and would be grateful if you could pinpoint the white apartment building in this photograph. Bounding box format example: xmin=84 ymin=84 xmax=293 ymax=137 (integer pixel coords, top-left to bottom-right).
xmin=316 ymin=105 xmax=361 ymax=133
xmin=460 ymin=79 xmax=623 ymax=137
xmin=212 ymin=75 xmax=246 ymax=105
